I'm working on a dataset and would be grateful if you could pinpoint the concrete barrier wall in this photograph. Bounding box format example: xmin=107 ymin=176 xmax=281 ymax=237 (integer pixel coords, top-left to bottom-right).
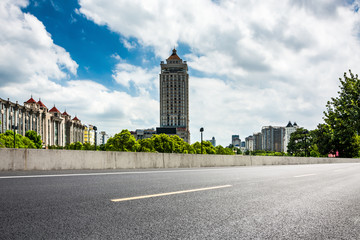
xmin=0 ymin=148 xmax=359 ymax=171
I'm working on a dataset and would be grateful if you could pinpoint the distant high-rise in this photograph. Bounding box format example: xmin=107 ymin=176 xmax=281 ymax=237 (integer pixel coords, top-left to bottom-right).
xmin=283 ymin=121 xmax=299 ymax=153
xmin=253 ymin=132 xmax=262 ymax=150
xmin=232 ymin=135 xmax=241 ymax=147
xmin=261 ymin=126 xmax=285 ymax=152
xmin=245 ymin=135 xmax=254 ymax=151
xmin=158 ymin=48 xmax=190 ymax=143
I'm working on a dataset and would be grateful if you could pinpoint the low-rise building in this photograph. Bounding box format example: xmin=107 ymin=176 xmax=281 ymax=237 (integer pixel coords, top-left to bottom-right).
xmin=131 ymin=128 xmax=156 ymax=140
xmin=0 ymin=97 xmax=85 ymax=147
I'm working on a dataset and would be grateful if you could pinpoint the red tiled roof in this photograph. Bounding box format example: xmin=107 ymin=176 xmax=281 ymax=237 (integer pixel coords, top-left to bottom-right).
xmin=62 ymin=111 xmax=69 ymax=116
xmin=37 ymin=99 xmax=47 ymax=108
xmin=167 ymin=48 xmax=181 ymax=60
xmin=49 ymin=106 xmax=60 ymax=113
xmin=26 ymin=97 xmax=37 ymax=104
xmin=73 ymin=116 xmax=80 ymax=121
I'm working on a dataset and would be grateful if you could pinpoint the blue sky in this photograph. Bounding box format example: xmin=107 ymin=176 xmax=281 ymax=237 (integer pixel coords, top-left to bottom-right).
xmin=1 ymin=0 xmax=360 ymax=146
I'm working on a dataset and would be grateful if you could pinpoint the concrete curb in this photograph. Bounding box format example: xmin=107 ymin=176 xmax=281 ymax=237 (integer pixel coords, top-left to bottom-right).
xmin=1 ymin=148 xmax=359 ymax=171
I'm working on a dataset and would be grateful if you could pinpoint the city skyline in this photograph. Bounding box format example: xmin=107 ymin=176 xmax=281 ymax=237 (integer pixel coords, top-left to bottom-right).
xmin=1 ymin=0 xmax=360 ymax=146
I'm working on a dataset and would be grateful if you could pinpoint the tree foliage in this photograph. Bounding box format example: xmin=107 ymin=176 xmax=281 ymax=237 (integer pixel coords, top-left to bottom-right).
xmin=105 ymin=129 xmax=139 ymax=152
xmin=323 ymin=70 xmax=360 ymax=157
xmin=25 ymin=130 xmax=42 ymax=149
xmin=65 ymin=141 xmax=83 ymax=150
xmin=287 ymin=128 xmax=311 ymax=157
xmin=311 ymin=124 xmax=333 ymax=156
xmin=0 ymin=130 xmax=36 ymax=148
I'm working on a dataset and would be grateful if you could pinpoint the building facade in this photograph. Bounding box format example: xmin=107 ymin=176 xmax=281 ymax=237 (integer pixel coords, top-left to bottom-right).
xmin=245 ymin=135 xmax=254 ymax=151
xmin=159 ymin=48 xmax=190 ymax=143
xmin=253 ymin=132 xmax=262 ymax=150
xmin=131 ymin=128 xmax=156 ymax=141
xmin=99 ymin=131 xmax=109 ymax=145
xmin=283 ymin=121 xmax=299 ymax=153
xmin=261 ymin=126 xmax=285 ymax=152
xmin=0 ymin=97 xmax=85 ymax=147
xmin=84 ymin=125 xmax=95 ymax=145
xmin=232 ymin=135 xmax=241 ymax=148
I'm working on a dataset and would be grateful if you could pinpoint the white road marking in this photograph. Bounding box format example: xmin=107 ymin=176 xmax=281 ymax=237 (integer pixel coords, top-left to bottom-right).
xmin=0 ymin=168 xmax=230 ymax=179
xmin=293 ymin=173 xmax=317 ymax=178
xmin=111 ymin=185 xmax=232 ymax=202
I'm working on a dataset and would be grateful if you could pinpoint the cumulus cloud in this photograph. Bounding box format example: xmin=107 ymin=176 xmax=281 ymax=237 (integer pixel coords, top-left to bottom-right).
xmin=112 ymin=58 xmax=158 ymax=94
xmin=0 ymin=0 xmax=158 ymax=137
xmin=0 ymin=0 xmax=78 ymax=85
xmin=78 ymin=0 xmax=360 ymax=145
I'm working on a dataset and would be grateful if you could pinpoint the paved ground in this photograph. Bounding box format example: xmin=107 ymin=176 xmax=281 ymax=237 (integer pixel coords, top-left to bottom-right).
xmin=1 ymin=163 xmax=360 ymax=239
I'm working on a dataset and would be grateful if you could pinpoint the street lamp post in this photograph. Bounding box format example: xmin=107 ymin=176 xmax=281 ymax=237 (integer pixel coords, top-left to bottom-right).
xmin=304 ymin=130 xmax=309 ymax=157
xmin=12 ymin=125 xmax=18 ymax=148
xmin=200 ymin=127 xmax=204 ymax=154
xmin=93 ymin=126 xmax=97 ymax=150
xmin=10 ymin=112 xmax=18 ymax=148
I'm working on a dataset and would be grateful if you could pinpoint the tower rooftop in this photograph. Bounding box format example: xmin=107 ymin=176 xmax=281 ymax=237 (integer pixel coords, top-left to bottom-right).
xmin=167 ymin=48 xmax=181 ymax=60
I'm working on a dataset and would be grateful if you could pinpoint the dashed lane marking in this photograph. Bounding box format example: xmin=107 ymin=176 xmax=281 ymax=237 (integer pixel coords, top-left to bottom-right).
xmin=293 ymin=173 xmax=317 ymax=178
xmin=111 ymin=185 xmax=233 ymax=202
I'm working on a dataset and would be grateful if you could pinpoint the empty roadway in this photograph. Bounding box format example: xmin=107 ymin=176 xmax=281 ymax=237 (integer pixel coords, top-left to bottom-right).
xmin=1 ymin=163 xmax=360 ymax=239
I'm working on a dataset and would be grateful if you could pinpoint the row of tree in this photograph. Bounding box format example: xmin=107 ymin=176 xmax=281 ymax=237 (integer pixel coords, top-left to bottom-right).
xmin=0 ymin=127 xmax=235 ymax=155
xmin=287 ymin=70 xmax=360 ymax=158
xmin=104 ymin=130 xmax=236 ymax=155
xmin=0 ymin=130 xmax=42 ymax=149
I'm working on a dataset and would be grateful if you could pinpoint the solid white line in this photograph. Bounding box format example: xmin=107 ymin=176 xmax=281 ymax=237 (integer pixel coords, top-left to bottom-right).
xmin=0 ymin=168 xmax=229 ymax=179
xmin=293 ymin=173 xmax=317 ymax=178
xmin=111 ymin=185 xmax=232 ymax=202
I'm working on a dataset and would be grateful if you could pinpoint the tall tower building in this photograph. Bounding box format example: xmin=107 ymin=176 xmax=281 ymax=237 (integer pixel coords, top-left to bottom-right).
xmin=158 ymin=48 xmax=190 ymax=143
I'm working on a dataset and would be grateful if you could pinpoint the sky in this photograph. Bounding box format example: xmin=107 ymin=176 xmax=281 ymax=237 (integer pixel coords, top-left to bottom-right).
xmin=1 ymin=0 xmax=360 ymax=146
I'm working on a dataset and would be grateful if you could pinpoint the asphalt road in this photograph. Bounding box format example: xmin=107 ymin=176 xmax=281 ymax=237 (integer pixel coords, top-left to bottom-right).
xmin=1 ymin=163 xmax=360 ymax=239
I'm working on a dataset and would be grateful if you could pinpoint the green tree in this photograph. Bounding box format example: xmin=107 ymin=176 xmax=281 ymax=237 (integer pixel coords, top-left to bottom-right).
xmin=105 ymin=129 xmax=139 ymax=152
xmin=65 ymin=141 xmax=83 ymax=150
xmin=311 ymin=124 xmax=333 ymax=156
xmin=287 ymin=128 xmax=311 ymax=156
xmin=214 ymin=145 xmax=235 ymax=155
xmin=236 ymin=148 xmax=242 ymax=154
xmin=25 ymin=130 xmax=42 ymax=149
xmin=82 ymin=142 xmax=95 ymax=150
xmin=191 ymin=141 xmax=217 ymax=154
xmin=0 ymin=130 xmax=36 ymax=148
xmin=323 ymin=70 xmax=360 ymax=157
xmin=151 ymin=134 xmax=175 ymax=153
xmin=138 ymin=138 xmax=156 ymax=152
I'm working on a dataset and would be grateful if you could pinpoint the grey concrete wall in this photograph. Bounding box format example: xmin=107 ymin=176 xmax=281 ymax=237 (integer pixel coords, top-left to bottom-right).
xmin=0 ymin=148 xmax=359 ymax=171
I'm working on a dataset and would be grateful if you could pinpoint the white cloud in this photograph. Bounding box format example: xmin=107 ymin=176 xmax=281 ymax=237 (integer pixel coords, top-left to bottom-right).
xmin=78 ymin=0 xmax=360 ymax=145
xmin=0 ymin=0 xmax=158 ymax=138
xmin=0 ymin=0 xmax=78 ymax=85
xmin=121 ymin=38 xmax=136 ymax=50
xmin=112 ymin=61 xmax=158 ymax=92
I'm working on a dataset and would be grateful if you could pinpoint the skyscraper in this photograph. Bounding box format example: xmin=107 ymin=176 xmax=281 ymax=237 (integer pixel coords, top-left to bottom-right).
xmin=158 ymin=48 xmax=190 ymax=143
xmin=261 ymin=126 xmax=285 ymax=152
xmin=283 ymin=121 xmax=299 ymax=153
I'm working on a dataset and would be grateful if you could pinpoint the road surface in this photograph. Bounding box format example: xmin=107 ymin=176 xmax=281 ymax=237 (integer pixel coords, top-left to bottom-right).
xmin=1 ymin=163 xmax=360 ymax=239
